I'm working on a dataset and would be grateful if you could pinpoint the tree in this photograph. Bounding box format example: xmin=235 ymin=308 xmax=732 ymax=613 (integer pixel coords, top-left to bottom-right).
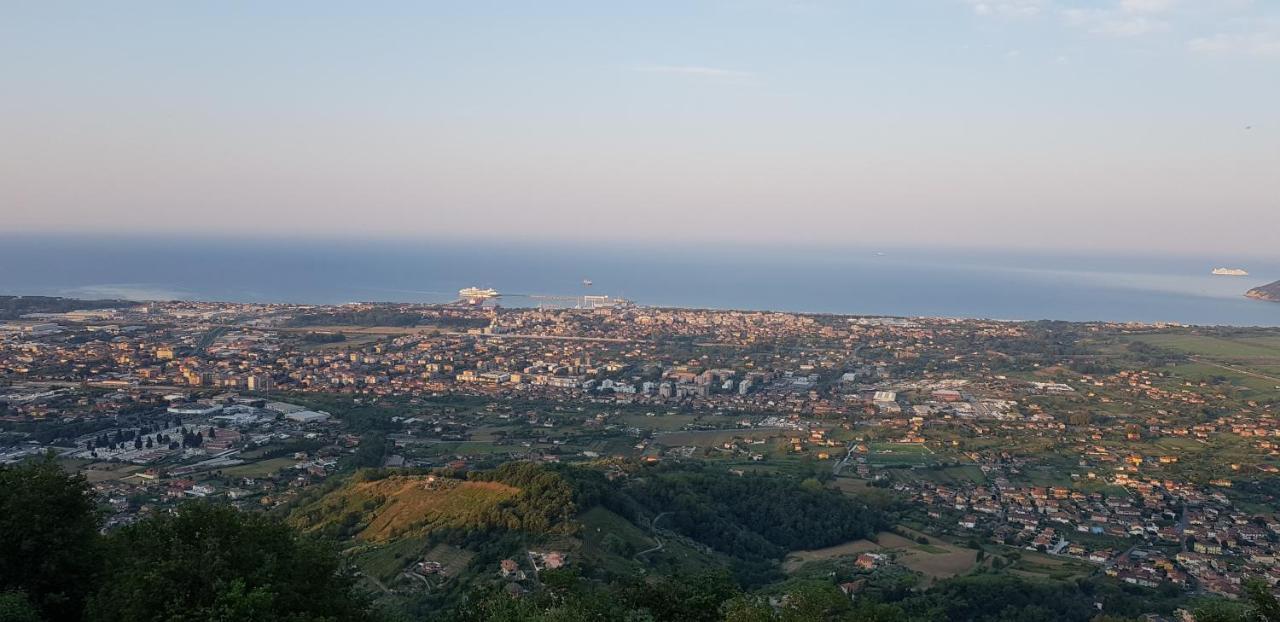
xmin=350 ymin=433 xmax=388 ymax=469
xmin=0 ymin=591 xmax=42 ymax=622
xmin=1199 ymin=580 xmax=1280 ymax=622
xmin=1245 ymin=579 xmax=1280 ymax=622
xmin=778 ymin=583 xmax=851 ymax=622
xmin=0 ymin=455 xmax=101 ymax=621
xmin=87 ymin=504 xmax=378 ymax=622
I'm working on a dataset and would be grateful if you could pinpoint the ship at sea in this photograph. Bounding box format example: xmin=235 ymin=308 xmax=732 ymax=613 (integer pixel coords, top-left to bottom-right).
xmin=1212 ymin=268 xmax=1249 ymax=276
xmin=459 ymin=287 xmax=500 ymax=304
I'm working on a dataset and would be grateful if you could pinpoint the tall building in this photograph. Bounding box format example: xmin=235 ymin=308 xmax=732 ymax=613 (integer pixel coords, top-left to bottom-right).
xmin=246 ymin=375 xmax=274 ymax=392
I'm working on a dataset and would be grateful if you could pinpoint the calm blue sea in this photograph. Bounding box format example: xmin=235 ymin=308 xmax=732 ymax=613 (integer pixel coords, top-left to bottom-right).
xmin=2 ymin=235 xmax=1278 ymax=327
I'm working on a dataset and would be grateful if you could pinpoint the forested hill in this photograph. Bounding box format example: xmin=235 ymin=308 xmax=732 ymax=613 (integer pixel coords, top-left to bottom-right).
xmin=573 ymin=462 xmax=886 ymax=586
xmin=1246 ymin=280 xmax=1280 ymax=302
xmin=0 ymin=295 xmax=137 ymax=320
xmin=5 ymin=457 xmax=1276 ymax=622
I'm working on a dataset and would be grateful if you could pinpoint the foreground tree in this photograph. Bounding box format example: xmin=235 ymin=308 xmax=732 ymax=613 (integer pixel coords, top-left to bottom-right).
xmin=0 ymin=455 xmax=101 ymax=621
xmin=1193 ymin=580 xmax=1280 ymax=622
xmin=86 ymin=504 xmax=379 ymax=622
xmin=0 ymin=592 xmax=43 ymax=622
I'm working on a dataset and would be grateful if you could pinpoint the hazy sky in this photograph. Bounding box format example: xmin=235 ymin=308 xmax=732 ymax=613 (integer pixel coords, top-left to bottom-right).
xmin=3 ymin=1 xmax=1278 ymax=254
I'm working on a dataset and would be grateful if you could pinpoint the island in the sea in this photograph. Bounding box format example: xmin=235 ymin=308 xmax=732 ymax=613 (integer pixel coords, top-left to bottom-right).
xmin=1245 ymin=280 xmax=1280 ymax=302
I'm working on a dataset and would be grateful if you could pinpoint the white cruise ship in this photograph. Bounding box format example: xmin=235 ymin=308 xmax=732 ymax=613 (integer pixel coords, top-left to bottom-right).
xmin=1211 ymin=268 xmax=1249 ymax=276
xmin=459 ymin=287 xmax=500 ymax=302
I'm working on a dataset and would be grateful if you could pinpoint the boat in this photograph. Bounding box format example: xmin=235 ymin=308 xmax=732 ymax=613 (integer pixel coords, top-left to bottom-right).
xmin=1211 ymin=268 xmax=1249 ymax=276
xmin=459 ymin=287 xmax=500 ymax=303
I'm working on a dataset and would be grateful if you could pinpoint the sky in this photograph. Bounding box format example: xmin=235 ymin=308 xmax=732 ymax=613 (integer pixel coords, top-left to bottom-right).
xmin=2 ymin=1 xmax=1278 ymax=255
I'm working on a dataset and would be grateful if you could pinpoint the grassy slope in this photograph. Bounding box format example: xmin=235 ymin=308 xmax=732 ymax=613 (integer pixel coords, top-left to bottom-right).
xmin=291 ymin=474 xmax=519 ymax=541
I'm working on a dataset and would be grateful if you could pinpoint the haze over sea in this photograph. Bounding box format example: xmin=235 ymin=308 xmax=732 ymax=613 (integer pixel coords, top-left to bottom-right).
xmin=2 ymin=235 xmax=1278 ymax=327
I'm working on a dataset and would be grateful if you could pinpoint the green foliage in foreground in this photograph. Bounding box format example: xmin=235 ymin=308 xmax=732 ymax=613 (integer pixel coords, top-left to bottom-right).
xmin=0 ymin=455 xmax=381 ymax=622
xmin=87 ymin=504 xmax=377 ymax=622
xmin=0 ymin=456 xmax=100 ymax=621
xmin=4 ymin=455 xmax=1275 ymax=622
xmin=448 ymin=570 xmax=1280 ymax=622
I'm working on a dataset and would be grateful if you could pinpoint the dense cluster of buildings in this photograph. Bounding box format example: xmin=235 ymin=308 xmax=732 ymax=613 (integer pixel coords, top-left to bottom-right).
xmin=2 ymin=299 xmax=1278 ymax=601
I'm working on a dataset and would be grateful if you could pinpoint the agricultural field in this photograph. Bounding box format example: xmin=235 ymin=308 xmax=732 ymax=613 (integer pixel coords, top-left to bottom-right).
xmin=651 ymin=427 xmax=797 ymax=448
xmin=405 ymin=441 xmax=517 ymax=459
xmin=420 ymin=543 xmax=476 ymax=578
xmin=1164 ymin=363 xmax=1280 ymax=397
xmin=215 ymin=456 xmax=300 ymax=478
xmin=782 ymin=539 xmax=882 ymax=573
xmin=1004 ymin=548 xmax=1095 ymax=582
xmin=1128 ymin=331 xmax=1280 ymax=398
xmin=830 ymin=477 xmax=876 ymax=495
xmin=1129 ymin=333 xmax=1280 ymax=361
xmin=618 ymin=412 xmax=704 ymax=432
xmin=895 ymin=465 xmax=987 ymax=486
xmin=889 ymin=527 xmax=980 ymax=582
xmin=783 ymin=528 xmax=980 ymax=582
xmin=75 ymin=461 xmax=144 ymax=482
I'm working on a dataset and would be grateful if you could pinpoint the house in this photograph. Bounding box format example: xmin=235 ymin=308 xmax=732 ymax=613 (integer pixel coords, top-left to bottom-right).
xmin=499 ymin=559 xmax=525 ymax=580
xmin=855 ymin=553 xmax=885 ymax=571
xmin=185 ymin=484 xmax=215 ymax=497
xmin=528 ymin=550 xmax=567 ymax=572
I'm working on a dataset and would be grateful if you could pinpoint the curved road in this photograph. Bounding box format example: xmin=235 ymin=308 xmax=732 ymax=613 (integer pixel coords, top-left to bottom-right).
xmin=634 ymin=511 xmax=672 ymax=559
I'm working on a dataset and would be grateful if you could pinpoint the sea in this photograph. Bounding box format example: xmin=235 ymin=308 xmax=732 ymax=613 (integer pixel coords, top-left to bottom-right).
xmin=1 ymin=234 xmax=1278 ymax=327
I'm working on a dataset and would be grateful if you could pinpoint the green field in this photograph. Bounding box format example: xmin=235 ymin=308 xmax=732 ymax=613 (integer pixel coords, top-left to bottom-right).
xmin=421 ymin=441 xmax=517 ymax=456
xmin=216 ymin=457 xmax=300 ymax=478
xmin=1128 ymin=332 xmax=1280 ymax=398
xmin=1004 ymin=549 xmax=1095 ymax=581
xmin=653 ymin=428 xmax=793 ymax=448
xmin=1163 ymin=363 xmax=1280 ymax=396
xmin=908 ymin=465 xmax=988 ymax=485
xmin=1129 ymin=333 xmax=1280 ymax=359
xmin=618 ymin=413 xmax=703 ymax=432
xmin=866 ymin=442 xmax=934 ymax=466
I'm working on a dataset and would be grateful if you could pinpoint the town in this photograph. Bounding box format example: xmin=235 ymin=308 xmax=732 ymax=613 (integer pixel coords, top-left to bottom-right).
xmin=2 ymin=296 xmax=1279 ymax=618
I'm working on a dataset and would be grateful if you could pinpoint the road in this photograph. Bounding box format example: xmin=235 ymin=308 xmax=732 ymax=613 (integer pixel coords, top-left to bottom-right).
xmin=195 ymin=326 xmax=229 ymax=351
xmin=833 ymin=440 xmax=857 ymax=476
xmin=634 ymin=511 xmax=672 ymax=559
